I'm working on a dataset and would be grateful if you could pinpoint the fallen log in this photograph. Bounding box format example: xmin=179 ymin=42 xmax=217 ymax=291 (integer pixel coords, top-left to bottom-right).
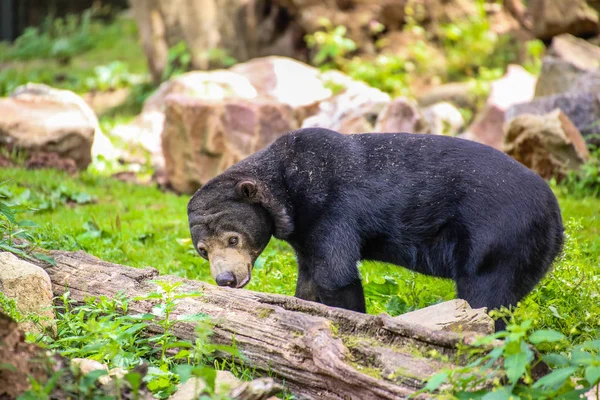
xmin=32 ymin=250 xmax=489 ymax=400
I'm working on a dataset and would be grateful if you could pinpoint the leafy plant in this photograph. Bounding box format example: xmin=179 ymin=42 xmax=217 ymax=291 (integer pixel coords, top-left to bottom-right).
xmin=42 ymin=282 xmax=237 ymax=399
xmin=418 ymin=319 xmax=600 ymax=399
xmin=0 ymin=180 xmax=55 ymax=264
xmin=3 ymin=10 xmax=95 ymax=64
xmin=560 ymin=145 xmax=600 ymax=197
xmin=524 ymin=39 xmax=546 ymax=75
xmin=305 ymin=18 xmax=357 ymax=67
xmin=439 ymin=0 xmax=500 ymax=80
xmin=84 ymin=61 xmax=143 ymax=92
xmin=162 ymin=42 xmax=193 ymax=82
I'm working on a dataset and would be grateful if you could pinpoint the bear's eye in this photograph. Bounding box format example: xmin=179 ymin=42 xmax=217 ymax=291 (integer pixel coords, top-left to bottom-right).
xmin=197 ymin=246 xmax=208 ymax=258
xmin=228 ymin=236 xmax=239 ymax=246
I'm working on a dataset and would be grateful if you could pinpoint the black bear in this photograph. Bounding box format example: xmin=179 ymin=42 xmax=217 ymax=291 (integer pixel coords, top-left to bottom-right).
xmin=187 ymin=128 xmax=564 ymax=330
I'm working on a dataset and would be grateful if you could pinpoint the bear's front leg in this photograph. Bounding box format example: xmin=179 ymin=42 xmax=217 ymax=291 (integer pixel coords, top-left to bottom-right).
xmin=295 ymin=259 xmax=320 ymax=303
xmin=296 ymin=228 xmax=366 ymax=313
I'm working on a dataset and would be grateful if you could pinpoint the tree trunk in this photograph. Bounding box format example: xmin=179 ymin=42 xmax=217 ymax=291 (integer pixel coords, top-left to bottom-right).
xmin=34 ymin=250 xmax=490 ymax=400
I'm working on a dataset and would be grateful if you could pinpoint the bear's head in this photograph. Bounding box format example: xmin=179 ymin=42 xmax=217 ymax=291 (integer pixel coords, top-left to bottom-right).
xmin=187 ymin=178 xmax=276 ymax=289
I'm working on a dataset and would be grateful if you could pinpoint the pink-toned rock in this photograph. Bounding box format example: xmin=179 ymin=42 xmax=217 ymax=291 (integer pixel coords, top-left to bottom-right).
xmin=111 ymin=70 xmax=258 ymax=170
xmin=464 ymin=65 xmax=536 ymax=150
xmin=374 ymin=97 xmax=430 ymax=134
xmin=301 ymin=75 xmax=390 ymax=134
xmin=503 ymin=109 xmax=590 ymax=180
xmin=0 ymin=84 xmax=97 ymax=169
xmin=231 ymin=56 xmax=333 ymax=123
xmin=162 ymin=95 xmax=297 ymax=193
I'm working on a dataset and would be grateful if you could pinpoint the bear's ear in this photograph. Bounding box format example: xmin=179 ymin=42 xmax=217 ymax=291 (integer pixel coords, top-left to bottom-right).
xmin=235 ymin=180 xmax=258 ymax=201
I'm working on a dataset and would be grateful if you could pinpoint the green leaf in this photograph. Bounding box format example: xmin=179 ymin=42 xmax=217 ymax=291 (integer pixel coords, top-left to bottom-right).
xmin=125 ymin=372 xmax=142 ymax=391
xmin=175 ymin=364 xmax=193 ymax=384
xmin=571 ymin=349 xmax=595 ymax=366
xmin=532 ymin=367 xmax=577 ymax=390
xmin=505 ymin=351 xmax=528 ymax=385
xmin=71 ymin=192 xmax=93 ymax=204
xmin=33 ymin=253 xmax=56 ymax=266
xmin=548 ymin=306 xmax=564 ymax=320
xmin=174 ymin=349 xmax=190 ymax=359
xmin=481 ymin=386 xmax=516 ymax=400
xmin=529 ymin=330 xmax=565 ymax=344
xmin=17 ymin=220 xmax=37 ymax=228
xmin=585 ymin=366 xmax=600 ymax=385
xmin=424 ymin=371 xmax=448 ymax=392
xmin=543 ymin=353 xmax=571 ymax=368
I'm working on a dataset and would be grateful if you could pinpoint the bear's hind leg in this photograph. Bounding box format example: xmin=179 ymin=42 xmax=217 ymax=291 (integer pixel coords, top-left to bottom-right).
xmin=456 ymin=269 xmax=524 ymax=332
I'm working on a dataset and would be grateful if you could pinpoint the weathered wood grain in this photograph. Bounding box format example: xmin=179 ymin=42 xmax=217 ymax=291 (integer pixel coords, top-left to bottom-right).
xmin=33 ymin=250 xmax=488 ymax=400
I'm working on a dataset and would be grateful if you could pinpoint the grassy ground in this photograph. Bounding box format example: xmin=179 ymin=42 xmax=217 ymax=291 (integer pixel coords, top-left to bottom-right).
xmin=2 ymin=167 xmax=599 ymax=343
xmin=0 ymin=15 xmax=147 ymax=96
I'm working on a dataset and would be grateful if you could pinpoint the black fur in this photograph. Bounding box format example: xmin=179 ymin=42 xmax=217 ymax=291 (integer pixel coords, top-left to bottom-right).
xmin=187 ymin=128 xmax=564 ymax=331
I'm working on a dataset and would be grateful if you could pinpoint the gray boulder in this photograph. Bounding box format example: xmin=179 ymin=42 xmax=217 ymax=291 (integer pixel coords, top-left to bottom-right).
xmin=535 ymin=34 xmax=600 ymax=97
xmin=506 ymin=92 xmax=600 ymax=145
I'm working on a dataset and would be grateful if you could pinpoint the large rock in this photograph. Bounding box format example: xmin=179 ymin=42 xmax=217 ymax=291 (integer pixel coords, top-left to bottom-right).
xmin=530 ymin=0 xmax=599 ymax=40
xmin=0 ymin=252 xmax=56 ymax=335
xmin=394 ymin=299 xmax=494 ymax=335
xmin=535 ymin=34 xmax=600 ymax=97
xmin=374 ymin=97 xmax=430 ymax=134
xmin=568 ymin=70 xmax=600 ymax=94
xmin=505 ymin=91 xmax=600 ymax=145
xmin=10 ymin=83 xmax=117 ymax=163
xmin=464 ymin=65 xmax=536 ymax=150
xmin=162 ymin=95 xmax=298 ymax=193
xmin=0 ymin=84 xmax=107 ymax=170
xmin=111 ymin=70 xmax=259 ymax=170
xmin=504 ymin=109 xmax=590 ymax=180
xmin=231 ymin=56 xmax=334 ymax=123
xmin=301 ymin=74 xmax=391 ymax=134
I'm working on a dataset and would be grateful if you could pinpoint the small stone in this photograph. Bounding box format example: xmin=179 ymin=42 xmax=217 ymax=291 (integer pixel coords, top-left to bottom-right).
xmin=503 ymin=109 xmax=590 ymax=180
xmin=374 ymin=97 xmax=430 ymax=134
xmin=71 ymin=358 xmax=109 ymax=375
xmin=0 ymin=252 xmax=56 ymax=335
xmin=171 ymin=371 xmax=240 ymax=400
xmin=394 ymin=299 xmax=495 ymax=335
xmin=421 ymin=102 xmax=465 ymax=136
xmin=301 ymin=76 xmax=390 ymax=134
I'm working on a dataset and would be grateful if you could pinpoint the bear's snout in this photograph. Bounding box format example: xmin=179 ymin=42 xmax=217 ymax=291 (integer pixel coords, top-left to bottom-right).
xmin=215 ymin=271 xmax=237 ymax=288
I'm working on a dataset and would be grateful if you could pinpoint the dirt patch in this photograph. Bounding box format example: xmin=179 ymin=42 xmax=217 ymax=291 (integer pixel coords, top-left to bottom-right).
xmin=25 ymin=152 xmax=78 ymax=176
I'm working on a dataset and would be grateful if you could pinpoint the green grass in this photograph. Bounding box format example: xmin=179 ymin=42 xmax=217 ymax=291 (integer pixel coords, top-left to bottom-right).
xmin=2 ymin=167 xmax=599 ymax=343
xmin=0 ymin=15 xmax=148 ymax=97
